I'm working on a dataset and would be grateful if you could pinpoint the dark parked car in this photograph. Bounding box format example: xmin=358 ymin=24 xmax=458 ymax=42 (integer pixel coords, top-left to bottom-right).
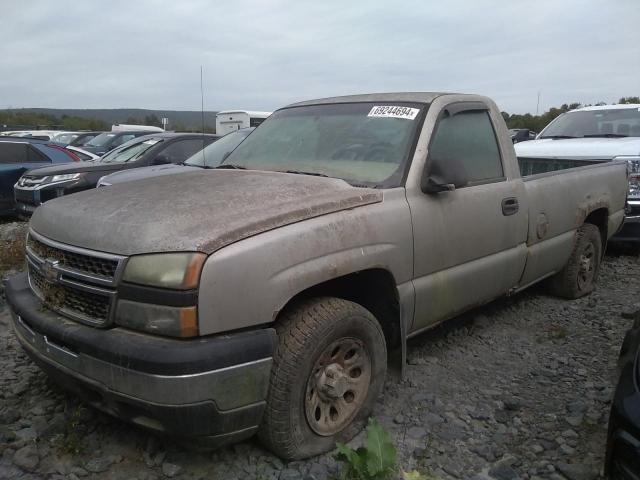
xmin=0 ymin=138 xmax=80 ymax=215
xmin=606 ymin=318 xmax=640 ymax=479
xmin=80 ymin=130 xmax=159 ymax=156
xmin=509 ymin=128 xmax=537 ymax=143
xmin=14 ymin=133 xmax=219 ymax=215
xmin=98 ymin=128 xmax=254 ymax=186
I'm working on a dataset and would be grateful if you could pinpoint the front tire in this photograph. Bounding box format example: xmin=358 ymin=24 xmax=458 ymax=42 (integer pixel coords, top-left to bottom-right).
xmin=548 ymin=223 xmax=602 ymax=299
xmin=258 ymin=297 xmax=387 ymax=460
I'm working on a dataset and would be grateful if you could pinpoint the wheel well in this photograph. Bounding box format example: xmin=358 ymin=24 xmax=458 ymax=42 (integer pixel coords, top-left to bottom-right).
xmin=584 ymin=208 xmax=608 ymax=251
xmin=278 ymin=269 xmax=401 ymax=351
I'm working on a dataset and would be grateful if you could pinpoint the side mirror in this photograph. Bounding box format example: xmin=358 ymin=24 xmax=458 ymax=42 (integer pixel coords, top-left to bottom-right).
xmin=421 ymin=156 xmax=469 ymax=194
xmin=152 ymin=155 xmax=171 ymax=165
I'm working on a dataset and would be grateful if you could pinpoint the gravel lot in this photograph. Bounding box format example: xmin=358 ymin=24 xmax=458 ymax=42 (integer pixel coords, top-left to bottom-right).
xmin=0 ymin=220 xmax=638 ymax=480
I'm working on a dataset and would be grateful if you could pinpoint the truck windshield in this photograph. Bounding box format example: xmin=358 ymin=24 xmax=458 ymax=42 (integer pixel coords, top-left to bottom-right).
xmin=540 ymin=108 xmax=640 ymax=138
xmin=184 ymin=128 xmax=253 ymax=168
xmin=85 ymin=133 xmax=116 ymax=147
xmin=99 ymin=139 xmax=162 ymax=164
xmin=222 ymin=102 xmax=425 ymax=187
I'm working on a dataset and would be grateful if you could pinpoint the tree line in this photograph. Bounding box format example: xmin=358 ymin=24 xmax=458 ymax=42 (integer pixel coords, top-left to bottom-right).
xmin=2 ymin=96 xmax=638 ymax=134
xmin=0 ymin=111 xmax=108 ymax=131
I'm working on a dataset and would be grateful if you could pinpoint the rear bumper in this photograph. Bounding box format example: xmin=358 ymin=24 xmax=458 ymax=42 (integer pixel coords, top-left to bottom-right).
xmin=5 ymin=272 xmax=275 ymax=445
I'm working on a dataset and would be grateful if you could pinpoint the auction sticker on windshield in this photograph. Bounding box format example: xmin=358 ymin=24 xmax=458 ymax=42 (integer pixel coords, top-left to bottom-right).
xmin=368 ymin=105 xmax=420 ymax=120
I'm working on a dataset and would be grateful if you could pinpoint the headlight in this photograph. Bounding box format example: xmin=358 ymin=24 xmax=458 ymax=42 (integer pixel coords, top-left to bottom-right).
xmin=122 ymin=252 xmax=206 ymax=290
xmin=628 ymin=159 xmax=640 ymax=197
xmin=118 ymin=252 xmax=206 ymax=337
xmin=50 ymin=173 xmax=82 ymax=182
xmin=115 ymin=301 xmax=198 ymax=337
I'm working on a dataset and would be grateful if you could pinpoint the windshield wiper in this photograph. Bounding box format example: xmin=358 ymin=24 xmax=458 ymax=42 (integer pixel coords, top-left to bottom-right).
xmin=583 ymin=133 xmax=628 ymax=138
xmin=181 ymin=161 xmax=205 ymax=168
xmin=283 ymin=170 xmax=330 ymax=178
xmin=539 ymin=135 xmax=578 ymax=139
xmin=213 ymin=164 xmax=247 ymax=170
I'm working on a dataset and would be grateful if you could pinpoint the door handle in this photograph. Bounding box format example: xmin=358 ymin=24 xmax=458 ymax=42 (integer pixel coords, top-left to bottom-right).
xmin=502 ymin=197 xmax=519 ymax=216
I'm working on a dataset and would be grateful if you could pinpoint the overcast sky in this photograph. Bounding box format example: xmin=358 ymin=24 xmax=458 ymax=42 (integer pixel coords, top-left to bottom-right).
xmin=1 ymin=0 xmax=638 ymax=114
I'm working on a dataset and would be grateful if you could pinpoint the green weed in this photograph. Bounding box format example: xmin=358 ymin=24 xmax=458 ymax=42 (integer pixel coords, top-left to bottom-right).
xmin=334 ymin=418 xmax=397 ymax=480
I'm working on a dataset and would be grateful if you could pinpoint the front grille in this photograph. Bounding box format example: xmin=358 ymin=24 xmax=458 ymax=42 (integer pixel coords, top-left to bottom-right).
xmin=27 ymin=236 xmax=119 ymax=279
xmin=25 ymin=232 xmax=124 ymax=326
xmin=29 ymin=265 xmax=110 ymax=323
xmin=14 ymin=188 xmax=38 ymax=205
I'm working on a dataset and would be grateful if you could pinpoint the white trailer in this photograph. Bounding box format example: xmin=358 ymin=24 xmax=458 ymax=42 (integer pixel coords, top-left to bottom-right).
xmin=215 ymin=110 xmax=271 ymax=135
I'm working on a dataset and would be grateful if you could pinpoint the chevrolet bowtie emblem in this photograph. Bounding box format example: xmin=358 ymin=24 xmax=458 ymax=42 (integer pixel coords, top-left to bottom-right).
xmin=42 ymin=259 xmax=60 ymax=282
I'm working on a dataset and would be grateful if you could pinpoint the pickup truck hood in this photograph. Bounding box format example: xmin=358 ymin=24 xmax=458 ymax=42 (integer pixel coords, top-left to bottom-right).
xmin=99 ymin=164 xmax=194 ymax=185
xmin=515 ymin=137 xmax=640 ymax=160
xmin=30 ymin=169 xmax=383 ymax=255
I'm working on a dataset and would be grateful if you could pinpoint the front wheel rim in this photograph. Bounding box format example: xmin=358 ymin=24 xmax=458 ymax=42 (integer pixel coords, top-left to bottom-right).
xmin=304 ymin=337 xmax=371 ymax=436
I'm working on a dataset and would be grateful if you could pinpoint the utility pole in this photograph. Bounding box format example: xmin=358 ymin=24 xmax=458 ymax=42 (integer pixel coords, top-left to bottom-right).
xmin=536 ymin=91 xmax=541 ymax=115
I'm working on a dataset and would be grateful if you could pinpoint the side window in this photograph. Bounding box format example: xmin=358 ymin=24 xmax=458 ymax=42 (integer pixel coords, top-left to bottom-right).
xmin=113 ymin=134 xmax=135 ymax=147
xmin=0 ymin=143 xmax=29 ymax=164
xmin=27 ymin=146 xmax=50 ymax=163
xmin=159 ymin=139 xmax=207 ymax=162
xmin=429 ymin=109 xmax=503 ymax=184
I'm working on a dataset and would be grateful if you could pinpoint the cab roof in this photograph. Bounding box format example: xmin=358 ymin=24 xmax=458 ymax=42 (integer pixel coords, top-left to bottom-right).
xmin=574 ymin=104 xmax=640 ymax=112
xmin=286 ymin=92 xmax=458 ymax=108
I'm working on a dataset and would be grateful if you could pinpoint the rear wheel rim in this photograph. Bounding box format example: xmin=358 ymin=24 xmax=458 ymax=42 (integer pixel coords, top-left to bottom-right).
xmin=304 ymin=337 xmax=371 ymax=436
xmin=577 ymin=242 xmax=596 ymax=290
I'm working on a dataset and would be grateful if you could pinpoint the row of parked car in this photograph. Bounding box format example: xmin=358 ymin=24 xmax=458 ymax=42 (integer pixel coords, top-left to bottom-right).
xmin=0 ymin=126 xmax=253 ymax=216
xmin=1 ymin=95 xmax=639 ymax=474
xmin=0 ymin=129 xmax=101 ymax=145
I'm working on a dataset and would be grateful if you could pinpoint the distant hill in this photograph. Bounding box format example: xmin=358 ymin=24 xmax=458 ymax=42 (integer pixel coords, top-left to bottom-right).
xmin=3 ymin=108 xmax=219 ymax=131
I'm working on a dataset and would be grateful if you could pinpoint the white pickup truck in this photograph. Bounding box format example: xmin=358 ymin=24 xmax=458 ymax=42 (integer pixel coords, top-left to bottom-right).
xmin=516 ymin=104 xmax=640 ymax=242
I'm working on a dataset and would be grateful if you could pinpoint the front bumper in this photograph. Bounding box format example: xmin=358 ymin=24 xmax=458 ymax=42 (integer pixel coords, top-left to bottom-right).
xmin=5 ymin=273 xmax=275 ymax=446
xmin=14 ymin=201 xmax=37 ymax=216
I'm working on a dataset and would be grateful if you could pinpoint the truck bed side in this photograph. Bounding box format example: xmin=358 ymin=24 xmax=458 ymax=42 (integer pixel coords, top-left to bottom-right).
xmin=517 ymin=160 xmax=628 ymax=288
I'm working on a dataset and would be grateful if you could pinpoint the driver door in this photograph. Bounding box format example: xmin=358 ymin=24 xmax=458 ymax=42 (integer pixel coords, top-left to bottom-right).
xmin=408 ymin=102 xmax=528 ymax=332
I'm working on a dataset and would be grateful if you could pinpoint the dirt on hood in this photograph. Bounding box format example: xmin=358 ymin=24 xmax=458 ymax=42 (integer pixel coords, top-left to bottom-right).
xmin=29 ymin=169 xmax=383 ymax=255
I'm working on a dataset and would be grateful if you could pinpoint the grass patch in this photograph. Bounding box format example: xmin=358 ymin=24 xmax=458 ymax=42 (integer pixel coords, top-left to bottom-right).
xmin=53 ymin=403 xmax=87 ymax=455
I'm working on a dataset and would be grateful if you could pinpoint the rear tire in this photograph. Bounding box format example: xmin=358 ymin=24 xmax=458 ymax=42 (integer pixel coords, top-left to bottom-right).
xmin=258 ymin=297 xmax=387 ymax=460
xmin=548 ymin=223 xmax=602 ymax=299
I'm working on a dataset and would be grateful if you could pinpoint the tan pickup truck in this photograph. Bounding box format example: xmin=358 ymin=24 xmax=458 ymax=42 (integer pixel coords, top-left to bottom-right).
xmin=5 ymin=92 xmax=628 ymax=459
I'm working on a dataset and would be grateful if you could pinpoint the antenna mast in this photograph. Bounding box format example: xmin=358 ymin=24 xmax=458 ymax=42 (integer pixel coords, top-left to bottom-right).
xmin=200 ymin=66 xmax=205 ymax=134
xmin=200 ymin=66 xmax=206 ymax=164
